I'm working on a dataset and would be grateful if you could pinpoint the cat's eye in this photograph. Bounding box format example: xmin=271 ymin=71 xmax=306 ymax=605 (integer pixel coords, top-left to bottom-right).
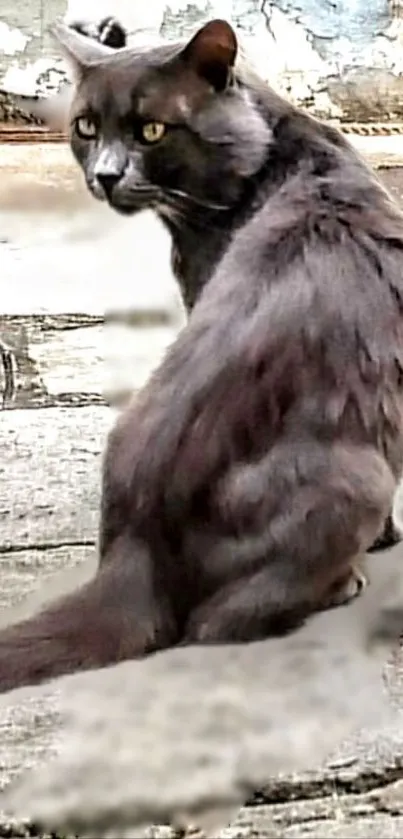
xmin=141 ymin=122 xmax=166 ymax=144
xmin=75 ymin=116 xmax=97 ymax=140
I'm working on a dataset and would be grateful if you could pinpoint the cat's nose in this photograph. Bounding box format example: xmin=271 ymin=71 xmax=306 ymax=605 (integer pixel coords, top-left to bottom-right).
xmin=96 ymin=171 xmax=121 ymax=198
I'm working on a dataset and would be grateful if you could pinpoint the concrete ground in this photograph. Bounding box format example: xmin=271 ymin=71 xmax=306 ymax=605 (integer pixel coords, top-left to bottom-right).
xmin=2 ymin=142 xmax=403 ymax=837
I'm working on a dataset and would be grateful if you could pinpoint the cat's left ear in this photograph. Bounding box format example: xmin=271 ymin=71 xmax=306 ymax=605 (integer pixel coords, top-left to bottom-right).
xmin=180 ymin=19 xmax=237 ymax=92
xmin=49 ymin=20 xmax=115 ymax=77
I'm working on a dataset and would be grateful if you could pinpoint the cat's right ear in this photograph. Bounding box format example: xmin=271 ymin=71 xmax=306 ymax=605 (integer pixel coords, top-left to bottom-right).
xmin=49 ymin=20 xmax=115 ymax=77
xmin=180 ymin=19 xmax=238 ymax=92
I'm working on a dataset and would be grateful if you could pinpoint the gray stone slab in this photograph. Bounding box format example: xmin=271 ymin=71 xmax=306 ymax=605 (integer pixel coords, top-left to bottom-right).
xmin=0 ymin=544 xmax=94 ymax=612
xmin=0 ymin=405 xmax=110 ymax=549
xmin=3 ymin=546 xmax=403 ymax=838
xmin=0 ymin=314 xmax=177 ymax=409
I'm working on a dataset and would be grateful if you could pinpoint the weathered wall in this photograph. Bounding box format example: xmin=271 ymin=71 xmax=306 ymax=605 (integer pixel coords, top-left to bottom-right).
xmin=1 ymin=0 xmax=403 ymax=120
xmin=0 ymin=0 xmax=66 ymax=73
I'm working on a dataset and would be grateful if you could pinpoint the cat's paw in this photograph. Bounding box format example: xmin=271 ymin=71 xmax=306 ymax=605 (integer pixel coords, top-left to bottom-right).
xmin=68 ymin=16 xmax=127 ymax=49
xmin=319 ymin=565 xmax=368 ymax=611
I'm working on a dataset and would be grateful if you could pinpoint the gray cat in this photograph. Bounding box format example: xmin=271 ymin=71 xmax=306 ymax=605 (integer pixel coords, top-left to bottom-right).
xmin=19 ymin=15 xmax=403 ymax=552
xmin=0 ymin=18 xmax=402 ymax=692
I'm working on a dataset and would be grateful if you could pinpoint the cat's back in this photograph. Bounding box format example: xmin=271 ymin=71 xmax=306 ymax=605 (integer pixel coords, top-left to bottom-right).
xmin=205 ymin=121 xmax=403 ymax=334
xmin=186 ymin=122 xmax=403 ymax=466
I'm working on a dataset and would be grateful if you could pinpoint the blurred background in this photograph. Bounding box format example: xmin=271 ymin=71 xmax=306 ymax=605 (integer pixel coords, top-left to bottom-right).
xmin=2 ymin=1 xmax=403 ymax=120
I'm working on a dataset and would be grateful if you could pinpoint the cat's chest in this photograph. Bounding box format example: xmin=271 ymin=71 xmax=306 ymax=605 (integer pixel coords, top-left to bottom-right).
xmin=170 ymin=242 xmax=205 ymax=312
xmin=168 ymin=225 xmax=232 ymax=311
xmin=170 ymin=243 xmax=188 ymax=302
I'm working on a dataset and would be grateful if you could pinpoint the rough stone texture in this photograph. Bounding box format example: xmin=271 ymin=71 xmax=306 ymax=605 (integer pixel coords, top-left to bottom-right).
xmin=0 ymin=406 xmax=110 ymax=550
xmin=3 ymin=547 xmax=403 ymax=837
xmin=0 ymin=545 xmax=95 ymax=611
xmin=3 ymin=0 xmax=403 ymax=121
xmin=0 ymin=315 xmax=177 ymax=409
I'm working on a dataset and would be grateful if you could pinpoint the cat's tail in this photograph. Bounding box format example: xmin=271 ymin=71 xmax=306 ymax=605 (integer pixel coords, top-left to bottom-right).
xmin=0 ymin=545 xmax=176 ymax=695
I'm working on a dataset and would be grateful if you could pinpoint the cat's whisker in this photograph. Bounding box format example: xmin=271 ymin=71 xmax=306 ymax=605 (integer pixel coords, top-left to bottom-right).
xmin=159 ymin=191 xmax=233 ymax=235
xmin=125 ymin=185 xmax=161 ymax=202
xmin=163 ymin=187 xmax=232 ymax=213
xmin=159 ymin=200 xmax=226 ymax=235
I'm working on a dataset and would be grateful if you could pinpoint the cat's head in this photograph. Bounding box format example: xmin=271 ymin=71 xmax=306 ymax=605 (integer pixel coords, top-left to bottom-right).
xmin=50 ymin=19 xmax=272 ymax=220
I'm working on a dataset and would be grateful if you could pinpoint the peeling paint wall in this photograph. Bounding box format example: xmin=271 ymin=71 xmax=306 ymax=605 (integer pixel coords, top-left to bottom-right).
xmin=1 ymin=0 xmax=403 ymax=121
xmin=0 ymin=1 xmax=66 ymax=71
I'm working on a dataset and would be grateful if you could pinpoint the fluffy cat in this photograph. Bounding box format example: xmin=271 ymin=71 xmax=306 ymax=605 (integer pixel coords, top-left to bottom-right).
xmin=0 ymin=18 xmax=403 ymax=692
xmin=70 ymin=14 xmax=403 ymax=551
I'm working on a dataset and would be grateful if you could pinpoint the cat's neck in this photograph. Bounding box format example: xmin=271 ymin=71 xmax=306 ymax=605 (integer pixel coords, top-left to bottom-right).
xmin=157 ymin=164 xmax=272 ymax=312
xmin=156 ymin=90 xmax=358 ymax=313
xmin=158 ymin=211 xmax=234 ymax=312
xmin=156 ymin=85 xmax=279 ymax=312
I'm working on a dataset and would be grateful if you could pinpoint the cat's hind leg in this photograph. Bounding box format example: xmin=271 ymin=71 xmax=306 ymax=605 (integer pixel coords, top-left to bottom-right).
xmin=183 ymin=442 xmax=395 ymax=643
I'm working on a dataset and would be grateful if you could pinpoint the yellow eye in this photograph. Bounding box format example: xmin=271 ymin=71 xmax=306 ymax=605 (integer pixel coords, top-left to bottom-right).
xmin=75 ymin=116 xmax=97 ymax=140
xmin=141 ymin=122 xmax=166 ymax=144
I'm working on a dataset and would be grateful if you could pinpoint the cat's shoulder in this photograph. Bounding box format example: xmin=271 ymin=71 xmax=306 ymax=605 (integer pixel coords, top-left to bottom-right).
xmin=67 ymin=15 xmax=127 ymax=49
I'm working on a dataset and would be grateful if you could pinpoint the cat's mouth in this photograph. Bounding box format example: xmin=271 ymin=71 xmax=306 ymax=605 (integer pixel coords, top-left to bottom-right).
xmin=162 ymin=188 xmax=232 ymax=213
xmin=110 ymin=186 xmax=160 ymax=215
xmin=91 ymin=178 xmax=232 ymax=217
xmin=110 ymin=204 xmax=139 ymax=216
xmin=89 ymin=178 xmax=160 ymax=214
xmin=108 ymin=198 xmax=153 ymax=216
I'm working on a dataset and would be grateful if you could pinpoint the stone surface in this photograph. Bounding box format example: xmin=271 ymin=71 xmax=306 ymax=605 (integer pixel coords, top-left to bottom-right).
xmin=0 ymin=315 xmax=177 ymax=409
xmin=0 ymin=406 xmax=110 ymax=550
xmin=0 ymin=545 xmax=94 ymax=612
xmin=3 ymin=546 xmax=403 ymax=837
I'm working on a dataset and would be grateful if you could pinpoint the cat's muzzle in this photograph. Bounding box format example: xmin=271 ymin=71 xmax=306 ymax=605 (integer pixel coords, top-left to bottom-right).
xmin=91 ymin=175 xmax=160 ymax=215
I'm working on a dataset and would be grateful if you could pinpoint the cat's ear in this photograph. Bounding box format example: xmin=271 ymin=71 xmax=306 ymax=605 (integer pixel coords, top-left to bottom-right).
xmin=49 ymin=20 xmax=115 ymax=77
xmin=180 ymin=19 xmax=237 ymax=92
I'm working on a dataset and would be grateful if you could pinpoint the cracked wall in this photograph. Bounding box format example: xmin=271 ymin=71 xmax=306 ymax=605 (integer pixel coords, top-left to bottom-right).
xmin=1 ymin=0 xmax=403 ymax=121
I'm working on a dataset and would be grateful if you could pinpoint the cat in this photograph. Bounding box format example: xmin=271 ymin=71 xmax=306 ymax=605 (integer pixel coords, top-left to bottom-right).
xmin=24 ymin=12 xmax=401 ymax=553
xmin=0 ymin=18 xmax=403 ymax=693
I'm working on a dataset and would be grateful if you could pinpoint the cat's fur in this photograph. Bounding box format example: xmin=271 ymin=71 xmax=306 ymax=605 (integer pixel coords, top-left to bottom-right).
xmin=0 ymin=19 xmax=403 ymax=693
xmin=64 ymin=14 xmax=402 ymax=551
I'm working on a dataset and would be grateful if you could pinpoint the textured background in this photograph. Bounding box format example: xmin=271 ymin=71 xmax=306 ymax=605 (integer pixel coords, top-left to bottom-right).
xmin=2 ymin=0 xmax=403 ymax=120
